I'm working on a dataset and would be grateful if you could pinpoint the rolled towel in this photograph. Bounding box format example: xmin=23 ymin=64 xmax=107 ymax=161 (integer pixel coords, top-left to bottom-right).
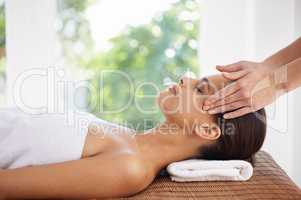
xmin=167 ymin=159 xmax=253 ymax=182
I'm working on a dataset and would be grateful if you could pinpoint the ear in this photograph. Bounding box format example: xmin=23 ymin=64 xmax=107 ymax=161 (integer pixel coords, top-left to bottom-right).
xmin=194 ymin=123 xmax=221 ymax=141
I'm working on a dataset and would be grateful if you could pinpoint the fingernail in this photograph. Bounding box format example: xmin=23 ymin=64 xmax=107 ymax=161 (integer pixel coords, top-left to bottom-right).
xmin=203 ymin=105 xmax=210 ymax=110
xmin=223 ymin=114 xmax=229 ymax=119
xmin=208 ymin=109 xmax=217 ymax=114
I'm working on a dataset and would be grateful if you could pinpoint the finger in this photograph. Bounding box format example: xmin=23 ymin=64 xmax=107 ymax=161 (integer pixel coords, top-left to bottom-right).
xmin=207 ymin=100 xmax=249 ymax=114
xmin=205 ymin=92 xmax=249 ymax=110
xmin=204 ymin=82 xmax=240 ymax=105
xmin=216 ymin=62 xmax=243 ymax=72
xmin=222 ymin=69 xmax=248 ymax=80
xmin=223 ymin=107 xmax=253 ymax=119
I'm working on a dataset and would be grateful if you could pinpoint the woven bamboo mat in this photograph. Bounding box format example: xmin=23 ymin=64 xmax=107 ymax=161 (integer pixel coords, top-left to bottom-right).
xmin=111 ymin=151 xmax=301 ymax=200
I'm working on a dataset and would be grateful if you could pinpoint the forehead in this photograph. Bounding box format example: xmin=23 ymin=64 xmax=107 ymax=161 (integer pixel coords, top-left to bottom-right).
xmin=203 ymin=74 xmax=231 ymax=91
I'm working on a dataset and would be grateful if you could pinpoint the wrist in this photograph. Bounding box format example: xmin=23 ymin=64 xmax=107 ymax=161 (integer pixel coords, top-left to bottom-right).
xmin=259 ymin=61 xmax=275 ymax=76
xmin=268 ymin=67 xmax=289 ymax=96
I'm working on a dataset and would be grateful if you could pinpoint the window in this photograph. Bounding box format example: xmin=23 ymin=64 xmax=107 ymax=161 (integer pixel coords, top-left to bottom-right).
xmin=57 ymin=0 xmax=201 ymax=130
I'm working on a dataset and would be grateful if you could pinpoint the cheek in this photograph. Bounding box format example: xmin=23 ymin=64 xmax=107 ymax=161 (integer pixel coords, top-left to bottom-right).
xmin=158 ymin=90 xmax=211 ymax=128
xmin=182 ymin=90 xmax=206 ymax=114
xmin=158 ymin=89 xmax=208 ymax=123
xmin=158 ymin=90 xmax=205 ymax=113
xmin=157 ymin=91 xmax=180 ymax=115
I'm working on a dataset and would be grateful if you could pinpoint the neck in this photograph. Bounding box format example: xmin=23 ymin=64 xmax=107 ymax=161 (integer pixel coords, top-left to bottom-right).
xmin=136 ymin=121 xmax=205 ymax=173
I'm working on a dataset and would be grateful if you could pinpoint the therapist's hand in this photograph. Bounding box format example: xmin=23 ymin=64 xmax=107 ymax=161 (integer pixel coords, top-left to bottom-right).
xmin=203 ymin=61 xmax=273 ymax=118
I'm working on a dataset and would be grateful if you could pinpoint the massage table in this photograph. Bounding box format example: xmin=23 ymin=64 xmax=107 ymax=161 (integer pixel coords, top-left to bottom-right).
xmin=111 ymin=151 xmax=301 ymax=200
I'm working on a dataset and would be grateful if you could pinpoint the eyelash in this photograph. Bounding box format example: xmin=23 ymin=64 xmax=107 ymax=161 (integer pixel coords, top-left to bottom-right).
xmin=196 ymin=87 xmax=203 ymax=93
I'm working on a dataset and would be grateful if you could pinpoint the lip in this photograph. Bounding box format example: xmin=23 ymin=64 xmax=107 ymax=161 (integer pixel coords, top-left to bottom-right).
xmin=168 ymin=85 xmax=177 ymax=95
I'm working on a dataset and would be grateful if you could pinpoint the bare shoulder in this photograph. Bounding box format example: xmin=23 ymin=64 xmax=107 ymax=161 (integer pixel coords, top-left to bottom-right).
xmin=93 ymin=151 xmax=156 ymax=195
xmin=82 ymin=123 xmax=136 ymax=158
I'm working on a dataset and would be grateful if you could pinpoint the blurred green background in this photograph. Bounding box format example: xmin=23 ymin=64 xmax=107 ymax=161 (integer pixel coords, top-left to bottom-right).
xmin=57 ymin=0 xmax=201 ymax=130
xmin=0 ymin=0 xmax=200 ymax=129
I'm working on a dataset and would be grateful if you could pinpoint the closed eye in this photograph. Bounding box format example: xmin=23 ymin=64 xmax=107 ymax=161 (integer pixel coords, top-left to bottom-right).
xmin=196 ymin=77 xmax=210 ymax=94
xmin=196 ymin=86 xmax=203 ymax=93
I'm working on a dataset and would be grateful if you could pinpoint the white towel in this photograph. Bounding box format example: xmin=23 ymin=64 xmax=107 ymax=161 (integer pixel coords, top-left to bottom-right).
xmin=167 ymin=159 xmax=253 ymax=182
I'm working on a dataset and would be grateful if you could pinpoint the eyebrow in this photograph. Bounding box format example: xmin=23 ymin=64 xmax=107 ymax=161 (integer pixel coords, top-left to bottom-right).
xmin=199 ymin=77 xmax=210 ymax=84
xmin=202 ymin=77 xmax=209 ymax=82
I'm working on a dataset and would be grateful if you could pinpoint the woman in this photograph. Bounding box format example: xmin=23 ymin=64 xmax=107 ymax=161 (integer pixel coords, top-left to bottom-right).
xmin=0 ymin=74 xmax=266 ymax=199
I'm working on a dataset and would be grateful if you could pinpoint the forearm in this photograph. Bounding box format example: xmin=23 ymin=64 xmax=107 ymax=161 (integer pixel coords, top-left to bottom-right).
xmin=282 ymin=57 xmax=301 ymax=93
xmin=0 ymin=158 xmax=115 ymax=199
xmin=263 ymin=37 xmax=301 ymax=69
xmin=270 ymin=57 xmax=301 ymax=94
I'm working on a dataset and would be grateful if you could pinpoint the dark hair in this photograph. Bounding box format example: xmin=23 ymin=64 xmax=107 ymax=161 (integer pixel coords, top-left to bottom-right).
xmin=201 ymin=109 xmax=266 ymax=160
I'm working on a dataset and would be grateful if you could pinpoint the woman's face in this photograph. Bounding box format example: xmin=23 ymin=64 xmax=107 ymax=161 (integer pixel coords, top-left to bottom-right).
xmin=157 ymin=74 xmax=229 ymax=129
